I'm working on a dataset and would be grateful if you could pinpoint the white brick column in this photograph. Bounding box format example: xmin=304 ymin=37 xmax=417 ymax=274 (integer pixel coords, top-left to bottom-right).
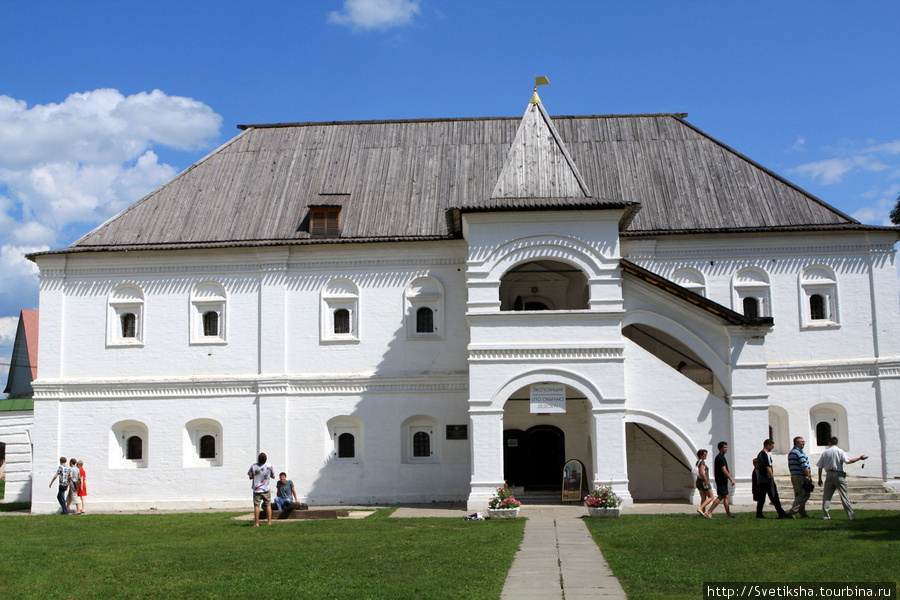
xmin=466 ymin=403 xmax=505 ymax=511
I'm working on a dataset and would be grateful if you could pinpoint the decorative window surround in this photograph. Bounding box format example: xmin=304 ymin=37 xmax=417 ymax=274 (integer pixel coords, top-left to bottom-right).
xmin=110 ymin=420 xmax=149 ymax=469
xmin=732 ymin=268 xmax=771 ymax=318
xmin=405 ymin=277 xmax=444 ymax=340
xmin=328 ymin=416 xmax=363 ymax=463
xmin=190 ymin=282 xmax=227 ymax=345
xmin=184 ymin=419 xmax=223 ymax=467
xmin=321 ymin=279 xmax=360 ymax=343
xmin=800 ymin=266 xmax=839 ymax=328
xmin=107 ymin=284 xmax=145 ymax=347
xmin=402 ymin=416 xmax=439 ymax=464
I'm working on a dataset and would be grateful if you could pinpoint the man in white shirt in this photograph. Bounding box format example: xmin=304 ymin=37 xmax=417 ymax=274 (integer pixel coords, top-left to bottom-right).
xmin=247 ymin=452 xmax=276 ymax=526
xmin=816 ymin=437 xmax=867 ymax=520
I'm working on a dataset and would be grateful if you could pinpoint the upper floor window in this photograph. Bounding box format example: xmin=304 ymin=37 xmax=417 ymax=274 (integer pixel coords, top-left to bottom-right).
xmin=671 ymin=268 xmax=706 ymax=297
xmin=337 ymin=432 xmax=356 ymax=458
xmin=108 ymin=284 xmax=145 ymax=346
xmin=800 ymin=266 xmax=839 ymax=327
xmin=732 ymin=267 xmax=771 ymax=318
xmin=190 ymin=282 xmax=227 ymax=345
xmin=405 ymin=277 xmax=444 ymax=339
xmin=321 ymin=279 xmax=359 ymax=343
xmin=126 ymin=435 xmax=143 ymax=460
xmin=309 ymin=206 xmax=341 ymax=238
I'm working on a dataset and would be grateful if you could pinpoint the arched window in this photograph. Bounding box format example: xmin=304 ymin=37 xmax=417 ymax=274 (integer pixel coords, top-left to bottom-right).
xmin=183 ymin=419 xmax=223 ymax=467
xmin=120 ymin=313 xmax=137 ymax=338
xmin=108 ymin=284 xmax=144 ymax=346
xmin=333 ymin=309 xmax=351 ymax=334
xmin=816 ymin=421 xmax=832 ymax=447
xmin=405 ymin=277 xmax=444 ymax=339
xmin=337 ymin=433 xmax=355 ymax=458
xmin=743 ymin=297 xmax=759 ymax=319
xmin=191 ymin=282 xmax=227 ymax=344
xmin=672 ymin=268 xmax=706 ymax=297
xmin=199 ymin=435 xmax=216 ymax=459
xmin=322 ymin=280 xmax=359 ymax=342
xmin=733 ymin=268 xmax=771 ymax=318
xmin=809 ymin=294 xmax=826 ymax=320
xmin=801 ymin=267 xmax=838 ymax=327
xmin=328 ymin=416 xmax=364 ymax=463
xmin=413 ymin=431 xmax=431 ymax=458
xmin=126 ymin=436 xmax=143 ymax=460
xmin=416 ymin=307 xmax=434 ymax=333
xmin=202 ymin=311 xmax=219 ymax=337
xmin=402 ymin=415 xmax=439 ymax=463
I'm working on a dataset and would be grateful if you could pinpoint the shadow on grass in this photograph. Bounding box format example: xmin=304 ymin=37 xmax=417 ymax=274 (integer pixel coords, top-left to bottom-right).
xmin=0 ymin=502 xmax=29 ymax=512
xmin=845 ymin=512 xmax=900 ymax=542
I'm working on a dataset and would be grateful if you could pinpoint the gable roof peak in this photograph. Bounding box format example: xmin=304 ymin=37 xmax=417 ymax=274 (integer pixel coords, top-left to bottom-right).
xmin=490 ymin=100 xmax=592 ymax=200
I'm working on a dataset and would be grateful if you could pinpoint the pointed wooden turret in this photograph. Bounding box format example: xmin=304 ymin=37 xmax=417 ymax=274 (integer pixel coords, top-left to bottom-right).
xmin=490 ymin=92 xmax=591 ymax=200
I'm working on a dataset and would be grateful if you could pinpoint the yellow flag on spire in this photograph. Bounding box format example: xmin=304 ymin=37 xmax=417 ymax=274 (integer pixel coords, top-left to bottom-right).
xmin=531 ymin=76 xmax=550 ymax=104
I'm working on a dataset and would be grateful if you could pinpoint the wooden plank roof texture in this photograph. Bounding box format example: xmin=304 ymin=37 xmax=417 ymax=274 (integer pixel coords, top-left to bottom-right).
xmin=67 ymin=108 xmax=868 ymax=251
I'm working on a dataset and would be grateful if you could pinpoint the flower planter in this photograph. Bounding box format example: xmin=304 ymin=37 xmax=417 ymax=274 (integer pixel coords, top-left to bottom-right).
xmin=487 ymin=507 xmax=520 ymax=519
xmin=587 ymin=507 xmax=621 ymax=518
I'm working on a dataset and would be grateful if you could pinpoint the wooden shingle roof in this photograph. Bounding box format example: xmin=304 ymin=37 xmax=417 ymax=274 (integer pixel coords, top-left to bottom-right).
xmin=52 ymin=104 xmax=876 ymax=254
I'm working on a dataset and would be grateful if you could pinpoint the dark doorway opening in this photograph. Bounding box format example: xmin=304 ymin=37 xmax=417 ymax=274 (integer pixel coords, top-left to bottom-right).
xmin=503 ymin=425 xmax=566 ymax=491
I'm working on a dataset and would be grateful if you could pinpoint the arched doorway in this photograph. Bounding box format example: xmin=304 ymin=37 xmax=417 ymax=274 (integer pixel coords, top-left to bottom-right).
xmin=503 ymin=425 xmax=565 ymax=491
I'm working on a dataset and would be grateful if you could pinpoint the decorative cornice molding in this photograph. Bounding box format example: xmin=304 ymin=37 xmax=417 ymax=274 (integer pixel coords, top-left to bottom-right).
xmin=767 ymin=358 xmax=900 ymax=384
xmin=32 ymin=373 xmax=469 ymax=401
xmin=468 ymin=346 xmax=624 ymax=362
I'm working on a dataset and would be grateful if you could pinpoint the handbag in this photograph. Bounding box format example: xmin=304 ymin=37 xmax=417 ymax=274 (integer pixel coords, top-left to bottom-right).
xmin=802 ymin=479 xmax=815 ymax=492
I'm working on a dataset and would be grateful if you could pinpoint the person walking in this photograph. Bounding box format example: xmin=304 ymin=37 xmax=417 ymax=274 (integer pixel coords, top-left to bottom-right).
xmin=66 ymin=458 xmax=82 ymax=515
xmin=816 ymin=437 xmax=867 ymax=520
xmin=755 ymin=439 xmax=788 ymax=518
xmin=694 ymin=449 xmax=714 ymax=518
xmin=48 ymin=457 xmax=71 ymax=514
xmin=786 ymin=437 xmax=812 ymax=518
xmin=704 ymin=441 xmax=736 ymax=518
xmin=75 ymin=460 xmax=87 ymax=514
xmin=248 ymin=452 xmax=276 ymax=526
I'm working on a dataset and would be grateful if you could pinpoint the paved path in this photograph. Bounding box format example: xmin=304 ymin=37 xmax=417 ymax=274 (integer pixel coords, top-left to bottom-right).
xmin=499 ymin=505 xmax=626 ymax=600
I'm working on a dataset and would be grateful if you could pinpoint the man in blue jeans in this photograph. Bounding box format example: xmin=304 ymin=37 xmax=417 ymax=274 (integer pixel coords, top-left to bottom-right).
xmin=48 ymin=456 xmax=71 ymax=514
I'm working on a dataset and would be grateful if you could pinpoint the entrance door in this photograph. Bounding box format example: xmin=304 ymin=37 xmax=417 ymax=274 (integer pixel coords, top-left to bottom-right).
xmin=525 ymin=425 xmax=566 ymax=491
xmin=503 ymin=429 xmax=526 ymax=486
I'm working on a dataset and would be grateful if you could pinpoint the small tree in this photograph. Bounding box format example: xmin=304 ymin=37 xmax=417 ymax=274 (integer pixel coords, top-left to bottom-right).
xmin=891 ymin=193 xmax=900 ymax=225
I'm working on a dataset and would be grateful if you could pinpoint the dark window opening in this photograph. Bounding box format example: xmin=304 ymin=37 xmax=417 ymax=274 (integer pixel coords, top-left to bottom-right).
xmin=816 ymin=421 xmax=832 ymax=446
xmin=742 ymin=297 xmax=759 ymax=319
xmin=202 ymin=311 xmax=219 ymax=336
xmin=337 ymin=432 xmax=355 ymax=458
xmin=524 ymin=301 xmax=549 ymax=310
xmin=199 ymin=435 xmax=216 ymax=459
xmin=810 ymin=294 xmax=826 ymax=320
xmin=333 ymin=309 xmax=351 ymax=334
xmin=416 ymin=307 xmax=434 ymax=333
xmin=126 ymin=435 xmax=143 ymax=460
xmin=412 ymin=431 xmax=431 ymax=457
xmin=120 ymin=313 xmax=136 ymax=338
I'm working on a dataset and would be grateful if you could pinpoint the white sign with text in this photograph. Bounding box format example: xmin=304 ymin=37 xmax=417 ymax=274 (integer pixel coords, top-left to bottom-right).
xmin=530 ymin=384 xmax=566 ymax=413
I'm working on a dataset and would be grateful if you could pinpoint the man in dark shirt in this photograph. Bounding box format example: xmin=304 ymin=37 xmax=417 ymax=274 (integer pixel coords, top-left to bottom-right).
xmin=704 ymin=441 xmax=736 ymax=518
xmin=756 ymin=439 xmax=788 ymax=519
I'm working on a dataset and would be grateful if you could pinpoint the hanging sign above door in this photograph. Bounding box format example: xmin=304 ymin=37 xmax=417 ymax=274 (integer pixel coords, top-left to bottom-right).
xmin=530 ymin=384 xmax=566 ymax=413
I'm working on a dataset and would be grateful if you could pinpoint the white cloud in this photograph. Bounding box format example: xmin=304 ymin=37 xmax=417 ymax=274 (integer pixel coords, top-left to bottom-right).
xmin=791 ymin=155 xmax=890 ymax=185
xmin=0 ymin=89 xmax=222 ymax=337
xmin=850 ymin=183 xmax=900 ymax=227
xmin=328 ymin=0 xmax=420 ymax=30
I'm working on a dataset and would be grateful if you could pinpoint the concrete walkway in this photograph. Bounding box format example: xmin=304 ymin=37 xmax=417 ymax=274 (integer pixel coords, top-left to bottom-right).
xmin=500 ymin=504 xmax=626 ymax=600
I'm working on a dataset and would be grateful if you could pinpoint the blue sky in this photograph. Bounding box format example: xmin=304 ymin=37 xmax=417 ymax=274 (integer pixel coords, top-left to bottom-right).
xmin=1 ymin=1 xmax=899 ymax=380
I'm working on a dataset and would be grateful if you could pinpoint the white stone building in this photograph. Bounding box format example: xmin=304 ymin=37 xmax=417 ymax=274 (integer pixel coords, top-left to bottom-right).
xmin=26 ymin=95 xmax=900 ymax=513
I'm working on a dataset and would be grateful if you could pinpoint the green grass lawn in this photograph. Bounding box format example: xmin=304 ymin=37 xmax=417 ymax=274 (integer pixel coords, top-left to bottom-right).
xmin=0 ymin=509 xmax=524 ymax=600
xmin=585 ymin=510 xmax=900 ymax=600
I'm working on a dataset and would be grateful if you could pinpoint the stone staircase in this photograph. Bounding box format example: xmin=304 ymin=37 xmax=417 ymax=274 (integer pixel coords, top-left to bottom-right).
xmin=773 ymin=476 xmax=900 ymax=506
